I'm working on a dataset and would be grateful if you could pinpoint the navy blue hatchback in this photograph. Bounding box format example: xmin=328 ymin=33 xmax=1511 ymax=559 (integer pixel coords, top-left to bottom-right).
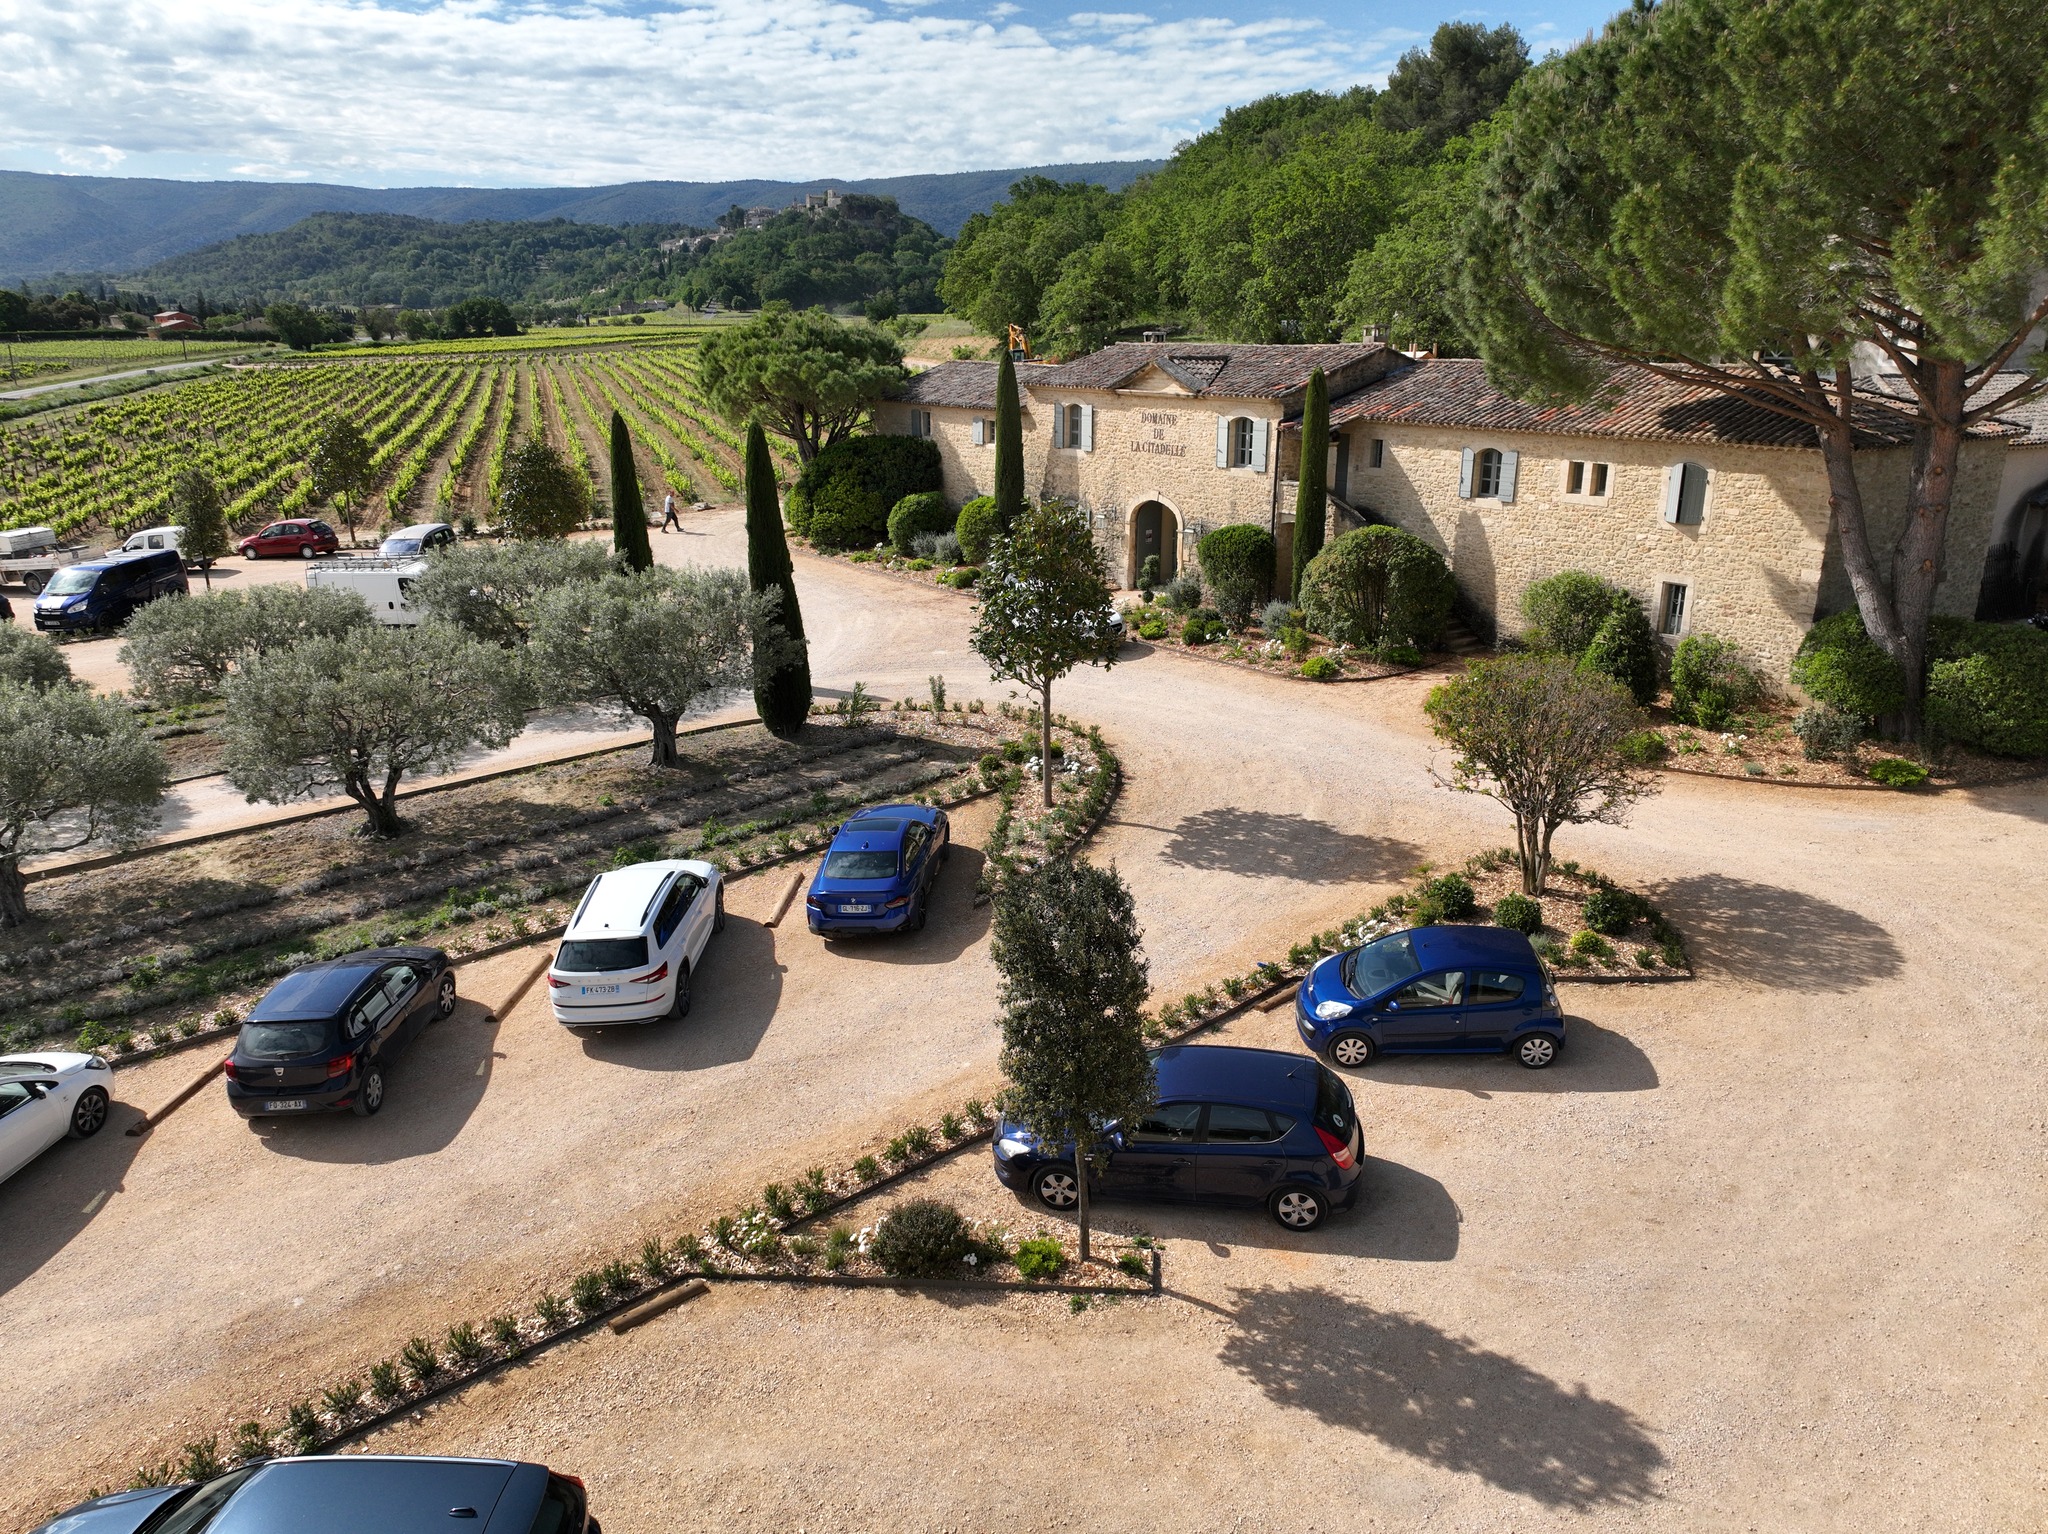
xmin=993 ymin=1044 xmax=1364 ymax=1230
xmin=804 ymin=803 xmax=950 ymax=935
xmin=1296 ymin=924 xmax=1565 ymax=1069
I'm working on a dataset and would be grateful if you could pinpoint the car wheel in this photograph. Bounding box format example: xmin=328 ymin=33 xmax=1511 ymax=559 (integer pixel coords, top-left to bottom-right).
xmin=1033 ymin=1165 xmax=1081 ymax=1210
xmin=909 ymin=895 xmax=927 ymax=933
xmin=69 ymin=1086 xmax=110 ymax=1139
xmin=352 ymin=1066 xmax=386 ymax=1116
xmin=1329 ymin=1031 xmax=1376 ymax=1069
xmin=299 ymin=545 xmax=316 ymax=560
xmin=22 ymin=572 xmax=45 ymax=594
xmin=1515 ymin=1033 xmax=1559 ymax=1069
xmin=712 ymin=887 xmax=726 ymax=934
xmin=670 ymin=962 xmax=692 ymax=1020
xmin=1270 ymin=1186 xmax=1327 ymax=1231
xmin=435 ymin=972 xmax=457 ymax=1019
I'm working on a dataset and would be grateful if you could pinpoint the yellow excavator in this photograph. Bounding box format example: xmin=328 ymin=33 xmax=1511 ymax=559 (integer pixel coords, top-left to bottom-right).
xmin=1007 ymin=324 xmax=1031 ymax=360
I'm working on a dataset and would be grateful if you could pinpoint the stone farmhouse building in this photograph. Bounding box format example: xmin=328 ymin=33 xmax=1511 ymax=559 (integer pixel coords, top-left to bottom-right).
xmin=875 ymin=341 xmax=2033 ymax=677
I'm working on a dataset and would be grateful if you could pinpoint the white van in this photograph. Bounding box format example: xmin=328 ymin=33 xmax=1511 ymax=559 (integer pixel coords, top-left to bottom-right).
xmin=121 ymin=526 xmax=184 ymax=557
xmin=305 ymin=557 xmax=425 ymax=625
xmin=546 ymin=860 xmax=725 ymax=1027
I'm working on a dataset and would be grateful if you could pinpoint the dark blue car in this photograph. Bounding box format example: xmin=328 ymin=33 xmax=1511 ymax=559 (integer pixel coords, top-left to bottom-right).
xmin=804 ymin=803 xmax=950 ymax=935
xmin=993 ymin=1044 xmax=1364 ymax=1230
xmin=28 ymin=1455 xmax=596 ymax=1534
xmin=32 ymin=548 xmax=187 ymax=633
xmin=1296 ymin=924 xmax=1564 ymax=1069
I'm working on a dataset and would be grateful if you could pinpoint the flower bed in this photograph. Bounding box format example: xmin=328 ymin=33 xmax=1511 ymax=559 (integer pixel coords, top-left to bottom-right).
xmin=1116 ymin=597 xmax=1422 ymax=682
xmin=1645 ymin=699 xmax=2043 ymax=790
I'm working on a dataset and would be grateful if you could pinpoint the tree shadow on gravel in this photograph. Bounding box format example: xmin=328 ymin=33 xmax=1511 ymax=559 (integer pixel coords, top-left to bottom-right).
xmin=1219 ymin=1286 xmax=1664 ymax=1509
xmin=1650 ymin=874 xmax=1902 ymax=991
xmin=1156 ymin=807 xmax=1419 ymax=883
xmin=1361 ymin=1017 xmax=1657 ymax=1094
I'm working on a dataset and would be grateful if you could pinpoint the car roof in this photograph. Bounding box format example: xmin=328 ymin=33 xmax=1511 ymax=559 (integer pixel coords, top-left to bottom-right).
xmin=214 ymin=1456 xmax=525 ymax=1534
xmin=388 ymin=522 xmax=450 ymax=538
xmin=247 ymin=959 xmax=386 ymax=1021
xmin=1152 ymin=1044 xmax=1322 ymax=1110
xmin=72 ymin=549 xmax=172 ymax=573
xmin=569 ymin=860 xmax=713 ymax=934
xmin=1408 ymin=924 xmax=1540 ymax=967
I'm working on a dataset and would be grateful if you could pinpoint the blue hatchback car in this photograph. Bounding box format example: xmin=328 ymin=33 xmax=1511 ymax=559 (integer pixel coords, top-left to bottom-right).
xmin=805 ymin=803 xmax=950 ymax=935
xmin=1296 ymin=924 xmax=1565 ymax=1070
xmin=993 ymin=1044 xmax=1364 ymax=1230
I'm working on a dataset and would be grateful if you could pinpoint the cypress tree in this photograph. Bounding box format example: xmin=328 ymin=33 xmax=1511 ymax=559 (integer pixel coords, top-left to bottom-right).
xmin=994 ymin=348 xmax=1025 ymax=530
xmin=744 ymin=422 xmax=811 ymax=736
xmin=1290 ymin=367 xmax=1329 ymax=600
xmin=609 ymin=411 xmax=653 ymax=571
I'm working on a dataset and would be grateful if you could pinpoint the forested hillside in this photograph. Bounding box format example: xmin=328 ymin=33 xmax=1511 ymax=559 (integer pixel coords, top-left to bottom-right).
xmin=672 ymin=196 xmax=947 ymax=316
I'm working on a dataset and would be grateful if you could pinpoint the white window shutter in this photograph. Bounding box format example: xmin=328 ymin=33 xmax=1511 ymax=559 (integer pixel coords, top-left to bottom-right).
xmin=1458 ymin=447 xmax=1475 ymax=499
xmin=1498 ymin=449 xmax=1519 ymax=504
xmin=1216 ymin=416 xmax=1231 ymax=467
xmin=1663 ymin=465 xmax=1684 ymax=523
xmin=1081 ymin=403 xmax=1094 ymax=452
xmin=1251 ymin=417 xmax=1268 ymax=472
xmin=971 ymin=418 xmax=985 ymax=446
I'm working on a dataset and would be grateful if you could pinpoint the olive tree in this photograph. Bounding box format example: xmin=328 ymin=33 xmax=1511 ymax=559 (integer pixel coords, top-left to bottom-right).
xmin=970 ymin=499 xmax=1120 ymax=807
xmin=0 ymin=625 xmax=73 ymax=691
xmin=221 ymin=625 xmax=531 ymax=838
xmin=529 ymin=566 xmax=792 ymax=769
xmin=0 ymin=680 xmax=167 ymax=927
xmin=993 ymin=858 xmax=1154 ymax=1264
xmin=120 ymin=585 xmax=372 ymax=705
xmin=1424 ymin=654 xmax=1657 ymax=895
xmin=407 ymin=540 xmax=619 ymax=647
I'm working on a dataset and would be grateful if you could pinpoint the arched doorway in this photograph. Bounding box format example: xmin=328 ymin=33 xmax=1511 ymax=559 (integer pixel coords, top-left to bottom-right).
xmin=1130 ymin=501 xmax=1178 ymax=588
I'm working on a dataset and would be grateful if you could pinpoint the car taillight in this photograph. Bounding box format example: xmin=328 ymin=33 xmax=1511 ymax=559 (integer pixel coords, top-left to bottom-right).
xmin=1315 ymin=1125 xmax=1356 ymax=1169
xmin=326 ymin=1054 xmax=354 ymax=1079
xmin=629 ymin=962 xmax=669 ymax=985
xmin=546 ymin=972 xmax=572 ymax=988
xmin=883 ymin=895 xmax=911 ymax=909
xmin=805 ymin=895 xmax=823 ymax=907
xmin=220 ymin=1057 xmax=238 ymax=1082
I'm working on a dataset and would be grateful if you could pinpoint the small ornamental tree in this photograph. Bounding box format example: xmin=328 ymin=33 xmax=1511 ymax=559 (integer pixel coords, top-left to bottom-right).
xmin=308 ymin=417 xmax=375 ymax=545
xmin=0 ymin=680 xmax=168 ymax=927
xmin=1197 ymin=523 xmax=1276 ymax=627
xmin=744 ymin=421 xmax=812 ymax=737
xmin=221 ymin=625 xmax=531 ymax=838
xmin=1424 ymin=654 xmax=1658 ymax=895
xmin=993 ymin=349 xmax=1026 ymax=531
xmin=498 ymin=437 xmax=589 ymax=540
xmin=696 ymin=304 xmax=905 ymax=463
xmin=120 ymin=586 xmax=372 ymax=705
xmin=970 ymin=499 xmax=1120 ymax=807
xmin=169 ymin=468 xmax=231 ymax=589
xmin=993 ymin=858 xmax=1154 ymax=1263
xmin=1290 ymin=366 xmax=1330 ymax=599
xmin=407 ymin=540 xmax=618 ymax=648
xmin=530 ymin=566 xmax=792 ymax=769
xmin=608 ymin=411 xmax=653 ymax=572
xmin=0 ymin=626 xmax=72 ymax=692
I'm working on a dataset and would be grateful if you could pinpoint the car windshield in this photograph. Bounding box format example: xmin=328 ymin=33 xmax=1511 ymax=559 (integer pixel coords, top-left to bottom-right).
xmin=44 ymin=568 xmax=98 ymax=595
xmin=381 ymin=537 xmax=423 ymax=555
xmin=1343 ymin=931 xmax=1422 ymax=996
xmin=823 ymin=849 xmax=898 ymax=880
xmin=556 ymin=936 xmax=648 ymax=973
xmin=238 ymin=1020 xmax=336 ymax=1060
xmin=142 ymin=1467 xmax=261 ymax=1533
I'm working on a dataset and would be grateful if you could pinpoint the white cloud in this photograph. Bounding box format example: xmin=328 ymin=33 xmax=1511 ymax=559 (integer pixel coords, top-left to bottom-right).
xmin=0 ymin=0 xmax=1373 ymax=186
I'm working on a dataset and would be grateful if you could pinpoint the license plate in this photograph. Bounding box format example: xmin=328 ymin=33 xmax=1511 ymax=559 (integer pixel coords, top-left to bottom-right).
xmin=841 ymin=904 xmax=872 ymax=915
xmin=264 ymin=1099 xmax=307 ymax=1112
xmin=580 ymin=983 xmax=621 ymax=996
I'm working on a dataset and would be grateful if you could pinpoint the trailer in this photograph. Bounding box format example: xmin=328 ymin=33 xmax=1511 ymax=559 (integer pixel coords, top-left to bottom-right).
xmin=0 ymin=527 xmax=96 ymax=594
xmin=304 ymin=556 xmax=427 ymax=625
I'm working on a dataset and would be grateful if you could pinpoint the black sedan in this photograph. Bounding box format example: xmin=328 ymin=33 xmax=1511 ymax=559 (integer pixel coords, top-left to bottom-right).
xmin=224 ymin=947 xmax=456 ymax=1119
xmin=29 ymin=1454 xmax=597 ymax=1534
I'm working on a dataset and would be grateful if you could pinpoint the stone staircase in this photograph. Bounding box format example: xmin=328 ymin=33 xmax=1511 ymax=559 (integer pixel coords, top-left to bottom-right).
xmin=1439 ymin=618 xmax=1488 ymax=660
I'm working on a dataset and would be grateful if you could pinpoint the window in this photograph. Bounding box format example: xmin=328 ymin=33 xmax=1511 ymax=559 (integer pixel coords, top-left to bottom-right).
xmin=1459 ymin=447 xmax=1519 ymax=502
xmin=1564 ymin=460 xmax=1612 ymax=499
xmin=654 ymin=879 xmax=696 ymax=945
xmin=1389 ymin=971 xmax=1464 ymax=1009
xmin=970 ymin=416 xmax=996 ymax=445
xmin=1343 ymin=931 xmax=1423 ymax=995
xmin=1369 ymin=437 xmax=1385 ymax=469
xmin=555 ymin=936 xmax=649 ymax=973
xmin=1055 ymin=403 xmax=1093 ymax=450
xmin=1204 ymin=1104 xmax=1289 ymax=1144
xmin=1215 ymin=415 xmax=1267 ymax=470
xmin=1231 ymin=416 xmax=1256 ymax=467
xmin=822 ymin=848 xmax=899 ymax=879
xmin=1664 ymin=461 xmax=1709 ymax=524
xmin=1125 ymin=1101 xmax=1203 ymax=1144
xmin=1063 ymin=403 xmax=1082 ymax=447
xmin=907 ymin=409 xmax=932 ymax=439
xmin=1658 ymin=581 xmax=1690 ymax=636
xmin=1474 ymin=448 xmax=1503 ymax=498
xmin=1468 ymin=971 xmax=1526 ymax=1007
xmin=902 ymin=823 xmax=929 ymax=864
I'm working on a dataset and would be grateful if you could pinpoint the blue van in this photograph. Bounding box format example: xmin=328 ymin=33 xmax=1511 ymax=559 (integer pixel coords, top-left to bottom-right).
xmin=32 ymin=548 xmax=188 ymax=632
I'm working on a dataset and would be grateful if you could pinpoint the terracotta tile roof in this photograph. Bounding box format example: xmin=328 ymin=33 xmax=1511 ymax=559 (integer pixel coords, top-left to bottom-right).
xmin=1976 ymin=372 xmax=2048 ymax=447
xmin=1325 ymin=358 xmax=2013 ymax=449
xmin=1029 ymin=341 xmax=1389 ymax=399
xmin=893 ymin=360 xmax=1057 ymax=410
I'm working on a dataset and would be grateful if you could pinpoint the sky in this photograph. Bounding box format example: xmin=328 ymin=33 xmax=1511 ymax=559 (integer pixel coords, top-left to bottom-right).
xmin=1 ymin=0 xmax=1620 ymax=188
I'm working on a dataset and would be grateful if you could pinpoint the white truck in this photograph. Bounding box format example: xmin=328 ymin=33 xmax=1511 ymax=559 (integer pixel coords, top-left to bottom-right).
xmin=0 ymin=526 xmax=95 ymax=594
xmin=305 ymin=557 xmax=428 ymax=626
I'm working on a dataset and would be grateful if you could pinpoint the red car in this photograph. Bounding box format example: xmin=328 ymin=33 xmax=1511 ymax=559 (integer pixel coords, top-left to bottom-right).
xmin=239 ymin=518 xmax=341 ymax=559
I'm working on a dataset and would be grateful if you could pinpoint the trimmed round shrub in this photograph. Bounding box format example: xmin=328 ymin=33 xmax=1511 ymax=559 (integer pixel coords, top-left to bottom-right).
xmin=1493 ymin=893 xmax=1543 ymax=934
xmin=1299 ymin=525 xmax=1455 ymax=650
xmin=868 ymin=1199 xmax=972 ymax=1278
xmin=1790 ymin=611 xmax=1905 ymax=721
xmin=1618 ymin=728 xmax=1669 ymax=764
xmin=1926 ymin=617 xmax=2048 ymax=758
xmin=955 ymin=495 xmax=1001 ymax=564
xmin=1580 ymin=887 xmax=1646 ymax=937
xmin=1866 ymin=756 xmax=1930 ymax=789
xmin=1579 ymin=597 xmax=1660 ymax=705
xmin=1522 ymin=571 xmax=1625 ymax=658
xmin=1420 ymin=872 xmax=1477 ymax=920
xmin=805 ymin=479 xmax=890 ymax=552
xmin=787 ymin=434 xmax=941 ymax=539
xmin=1671 ymin=632 xmax=1763 ymax=728
xmin=1299 ymin=654 xmax=1339 ymax=681
xmin=1568 ymin=929 xmax=1613 ymax=960
xmin=1197 ymin=524 xmax=1276 ymax=627
xmin=1182 ymin=610 xmax=1225 ymax=645
xmin=887 ymin=491 xmax=954 ymax=556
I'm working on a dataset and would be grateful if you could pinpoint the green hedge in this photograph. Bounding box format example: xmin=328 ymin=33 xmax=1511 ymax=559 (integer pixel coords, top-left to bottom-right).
xmin=1580 ymin=597 xmax=1660 ymax=705
xmin=1299 ymin=525 xmax=1454 ymax=650
xmin=787 ymin=435 xmax=942 ymax=550
xmin=955 ymin=495 xmax=1001 ymax=564
xmin=1522 ymin=571 xmax=1626 ymax=658
xmin=1197 ymin=523 xmax=1276 ymax=626
xmin=1670 ymin=632 xmax=1762 ymax=727
xmin=1790 ymin=611 xmax=1906 ymax=721
xmin=887 ymin=491 xmax=955 ymax=556
xmin=1928 ymin=617 xmax=2048 ymax=757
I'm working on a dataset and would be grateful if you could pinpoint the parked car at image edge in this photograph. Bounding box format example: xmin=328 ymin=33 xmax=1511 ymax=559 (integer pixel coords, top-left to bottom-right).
xmin=994 ymin=1043 xmax=1364 ymax=1231
xmin=223 ymin=947 xmax=456 ymax=1119
xmin=0 ymin=1051 xmax=115 ymax=1186
xmin=805 ymin=803 xmax=951 ymax=935
xmin=547 ymin=859 xmax=724 ymax=1027
xmin=31 ymin=548 xmax=188 ymax=633
xmin=378 ymin=521 xmax=455 ymax=558
xmin=26 ymin=1454 xmax=599 ymax=1534
xmin=238 ymin=517 xmax=340 ymax=559
xmin=1296 ymin=924 xmax=1566 ymax=1069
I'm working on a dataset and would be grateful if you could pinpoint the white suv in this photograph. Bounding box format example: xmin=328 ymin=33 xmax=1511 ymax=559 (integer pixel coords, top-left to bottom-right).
xmin=547 ymin=860 xmax=724 ymax=1027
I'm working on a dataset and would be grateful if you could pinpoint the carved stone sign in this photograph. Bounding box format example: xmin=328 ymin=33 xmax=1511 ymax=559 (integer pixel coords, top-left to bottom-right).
xmin=1133 ymin=409 xmax=1186 ymax=455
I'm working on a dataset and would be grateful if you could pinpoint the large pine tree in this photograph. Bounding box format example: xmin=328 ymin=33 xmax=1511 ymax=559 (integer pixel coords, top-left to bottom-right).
xmin=744 ymin=422 xmax=811 ymax=736
xmin=609 ymin=411 xmax=653 ymax=572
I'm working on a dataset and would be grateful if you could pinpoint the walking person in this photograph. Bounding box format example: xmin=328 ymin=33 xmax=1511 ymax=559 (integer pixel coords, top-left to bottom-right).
xmin=660 ymin=491 xmax=681 ymax=533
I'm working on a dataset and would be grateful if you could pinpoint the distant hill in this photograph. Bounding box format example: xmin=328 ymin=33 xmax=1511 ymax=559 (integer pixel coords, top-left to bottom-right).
xmin=0 ymin=162 xmax=1165 ymax=280
xmin=674 ymin=195 xmax=946 ymax=314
